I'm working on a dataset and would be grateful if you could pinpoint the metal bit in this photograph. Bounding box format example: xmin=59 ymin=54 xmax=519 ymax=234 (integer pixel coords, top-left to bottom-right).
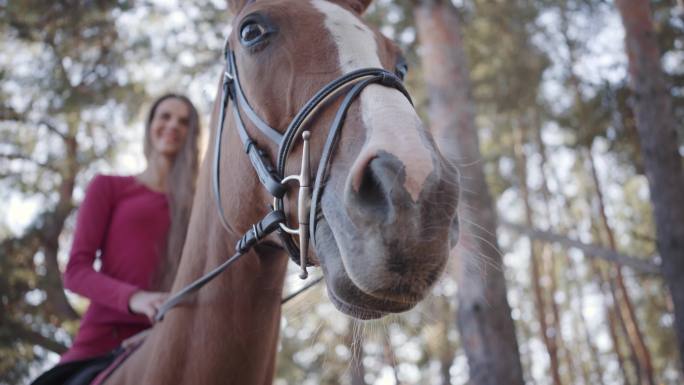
xmin=278 ymin=131 xmax=312 ymax=279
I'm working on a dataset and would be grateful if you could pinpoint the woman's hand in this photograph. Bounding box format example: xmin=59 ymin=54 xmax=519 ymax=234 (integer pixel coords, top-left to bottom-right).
xmin=128 ymin=291 xmax=169 ymax=322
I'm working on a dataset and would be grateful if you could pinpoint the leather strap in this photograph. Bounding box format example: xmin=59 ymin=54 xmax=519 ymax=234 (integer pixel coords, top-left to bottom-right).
xmin=273 ymin=70 xmax=411 ymax=265
xmin=228 ymin=51 xmax=284 ymax=144
xmin=309 ymin=71 xmax=411 ymax=243
xmin=155 ymin=210 xmax=286 ymax=322
xmin=211 ymin=68 xmax=235 ymax=233
xmin=235 ymin=210 xmax=286 ymax=253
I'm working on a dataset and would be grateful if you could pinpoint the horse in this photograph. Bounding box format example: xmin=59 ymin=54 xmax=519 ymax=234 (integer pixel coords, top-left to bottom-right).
xmin=105 ymin=0 xmax=458 ymax=383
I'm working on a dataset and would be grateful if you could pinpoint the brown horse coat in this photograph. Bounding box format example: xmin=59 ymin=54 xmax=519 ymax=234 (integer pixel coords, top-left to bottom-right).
xmin=105 ymin=0 xmax=458 ymax=383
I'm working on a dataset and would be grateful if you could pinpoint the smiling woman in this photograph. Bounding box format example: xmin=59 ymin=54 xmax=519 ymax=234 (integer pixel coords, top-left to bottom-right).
xmin=55 ymin=94 xmax=201 ymax=364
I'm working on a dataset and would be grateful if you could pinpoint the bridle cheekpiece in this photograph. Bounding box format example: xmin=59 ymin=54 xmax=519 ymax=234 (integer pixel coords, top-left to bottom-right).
xmin=213 ymin=40 xmax=411 ymax=278
xmin=155 ymin=38 xmax=411 ymax=322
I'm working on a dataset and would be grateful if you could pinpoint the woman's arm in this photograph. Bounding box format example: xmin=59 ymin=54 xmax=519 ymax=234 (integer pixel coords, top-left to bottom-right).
xmin=63 ymin=175 xmax=140 ymax=314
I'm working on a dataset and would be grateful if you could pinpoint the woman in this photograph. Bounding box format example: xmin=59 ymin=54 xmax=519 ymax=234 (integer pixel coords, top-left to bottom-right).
xmin=60 ymin=94 xmax=201 ymax=363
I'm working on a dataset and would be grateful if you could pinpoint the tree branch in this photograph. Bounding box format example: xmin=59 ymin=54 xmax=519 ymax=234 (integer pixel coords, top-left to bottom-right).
xmin=499 ymin=220 xmax=662 ymax=275
xmin=0 ymin=152 xmax=59 ymax=172
xmin=0 ymin=105 xmax=24 ymax=121
xmin=40 ymin=120 xmax=68 ymax=140
xmin=0 ymin=171 xmax=22 ymax=180
xmin=13 ymin=324 xmax=68 ymax=354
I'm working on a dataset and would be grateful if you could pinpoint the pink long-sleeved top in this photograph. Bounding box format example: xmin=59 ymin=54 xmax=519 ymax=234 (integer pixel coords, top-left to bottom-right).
xmin=60 ymin=174 xmax=170 ymax=363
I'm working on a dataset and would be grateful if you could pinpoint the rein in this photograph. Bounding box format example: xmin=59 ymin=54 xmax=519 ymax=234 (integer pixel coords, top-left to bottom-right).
xmin=155 ymin=42 xmax=411 ymax=323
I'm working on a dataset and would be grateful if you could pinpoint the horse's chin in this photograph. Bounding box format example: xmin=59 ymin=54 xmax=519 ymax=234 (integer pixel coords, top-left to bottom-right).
xmin=313 ymin=219 xmax=425 ymax=320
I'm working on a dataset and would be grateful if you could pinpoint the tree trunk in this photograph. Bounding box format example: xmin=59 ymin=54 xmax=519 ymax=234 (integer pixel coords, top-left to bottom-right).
xmin=513 ymin=125 xmax=562 ymax=385
xmin=614 ymin=0 xmax=684 ymax=372
xmin=559 ymin=6 xmax=658 ymax=378
xmin=569 ymin=262 xmax=605 ymax=385
xmin=413 ymin=1 xmax=525 ymax=384
xmin=40 ymin=134 xmax=80 ymax=321
xmin=587 ymin=148 xmax=656 ymax=385
xmin=531 ymin=116 xmax=574 ymax=385
xmin=607 ymin=305 xmax=634 ymax=385
xmin=590 ymin=250 xmax=635 ymax=385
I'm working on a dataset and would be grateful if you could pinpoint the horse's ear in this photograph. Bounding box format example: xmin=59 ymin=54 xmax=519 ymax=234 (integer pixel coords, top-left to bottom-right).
xmin=334 ymin=0 xmax=373 ymax=14
xmin=226 ymin=0 xmax=253 ymax=15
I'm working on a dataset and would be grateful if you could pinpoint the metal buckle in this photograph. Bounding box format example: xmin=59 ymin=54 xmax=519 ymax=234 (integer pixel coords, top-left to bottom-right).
xmin=273 ymin=131 xmax=311 ymax=279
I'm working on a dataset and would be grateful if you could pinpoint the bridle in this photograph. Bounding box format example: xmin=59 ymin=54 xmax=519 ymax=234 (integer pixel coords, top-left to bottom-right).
xmin=155 ymin=40 xmax=411 ymax=322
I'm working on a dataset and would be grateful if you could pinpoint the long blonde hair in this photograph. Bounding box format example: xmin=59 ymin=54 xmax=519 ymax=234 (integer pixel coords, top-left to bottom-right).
xmin=144 ymin=94 xmax=201 ymax=290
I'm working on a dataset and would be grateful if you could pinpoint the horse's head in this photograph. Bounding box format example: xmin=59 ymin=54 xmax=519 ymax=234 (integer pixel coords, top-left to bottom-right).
xmin=225 ymin=0 xmax=458 ymax=319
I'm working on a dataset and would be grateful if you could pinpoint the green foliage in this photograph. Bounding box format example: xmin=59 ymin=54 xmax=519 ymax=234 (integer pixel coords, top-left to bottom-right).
xmin=0 ymin=1 xmax=147 ymax=382
xmin=1 ymin=0 xmax=681 ymax=384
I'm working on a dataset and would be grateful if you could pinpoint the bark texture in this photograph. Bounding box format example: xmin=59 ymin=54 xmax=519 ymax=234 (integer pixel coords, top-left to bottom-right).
xmin=414 ymin=1 xmax=525 ymax=383
xmin=513 ymin=126 xmax=562 ymax=385
xmin=588 ymin=148 xmax=655 ymax=385
xmin=615 ymin=0 xmax=684 ymax=372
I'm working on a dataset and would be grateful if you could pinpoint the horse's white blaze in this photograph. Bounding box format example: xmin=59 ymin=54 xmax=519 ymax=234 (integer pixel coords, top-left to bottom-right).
xmin=312 ymin=0 xmax=433 ymax=201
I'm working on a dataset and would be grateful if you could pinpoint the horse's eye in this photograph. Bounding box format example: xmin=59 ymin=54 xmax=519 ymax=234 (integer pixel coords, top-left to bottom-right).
xmin=240 ymin=22 xmax=267 ymax=46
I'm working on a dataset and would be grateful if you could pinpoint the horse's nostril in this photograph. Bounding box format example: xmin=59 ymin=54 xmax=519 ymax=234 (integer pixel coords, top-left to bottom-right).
xmin=357 ymin=157 xmax=389 ymax=210
xmin=347 ymin=152 xmax=406 ymax=223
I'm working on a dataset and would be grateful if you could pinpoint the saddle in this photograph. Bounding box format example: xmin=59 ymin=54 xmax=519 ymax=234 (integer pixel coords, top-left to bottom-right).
xmin=30 ymin=338 xmax=144 ymax=385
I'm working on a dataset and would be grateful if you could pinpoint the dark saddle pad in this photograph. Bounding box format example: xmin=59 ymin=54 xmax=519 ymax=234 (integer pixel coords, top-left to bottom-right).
xmin=30 ymin=349 xmax=121 ymax=385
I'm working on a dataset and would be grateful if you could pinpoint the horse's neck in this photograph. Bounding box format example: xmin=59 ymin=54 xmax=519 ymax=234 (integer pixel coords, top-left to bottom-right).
xmin=112 ymin=118 xmax=289 ymax=385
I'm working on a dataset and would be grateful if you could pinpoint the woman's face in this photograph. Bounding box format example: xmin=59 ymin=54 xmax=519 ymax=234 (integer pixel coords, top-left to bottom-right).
xmin=149 ymin=98 xmax=191 ymax=158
